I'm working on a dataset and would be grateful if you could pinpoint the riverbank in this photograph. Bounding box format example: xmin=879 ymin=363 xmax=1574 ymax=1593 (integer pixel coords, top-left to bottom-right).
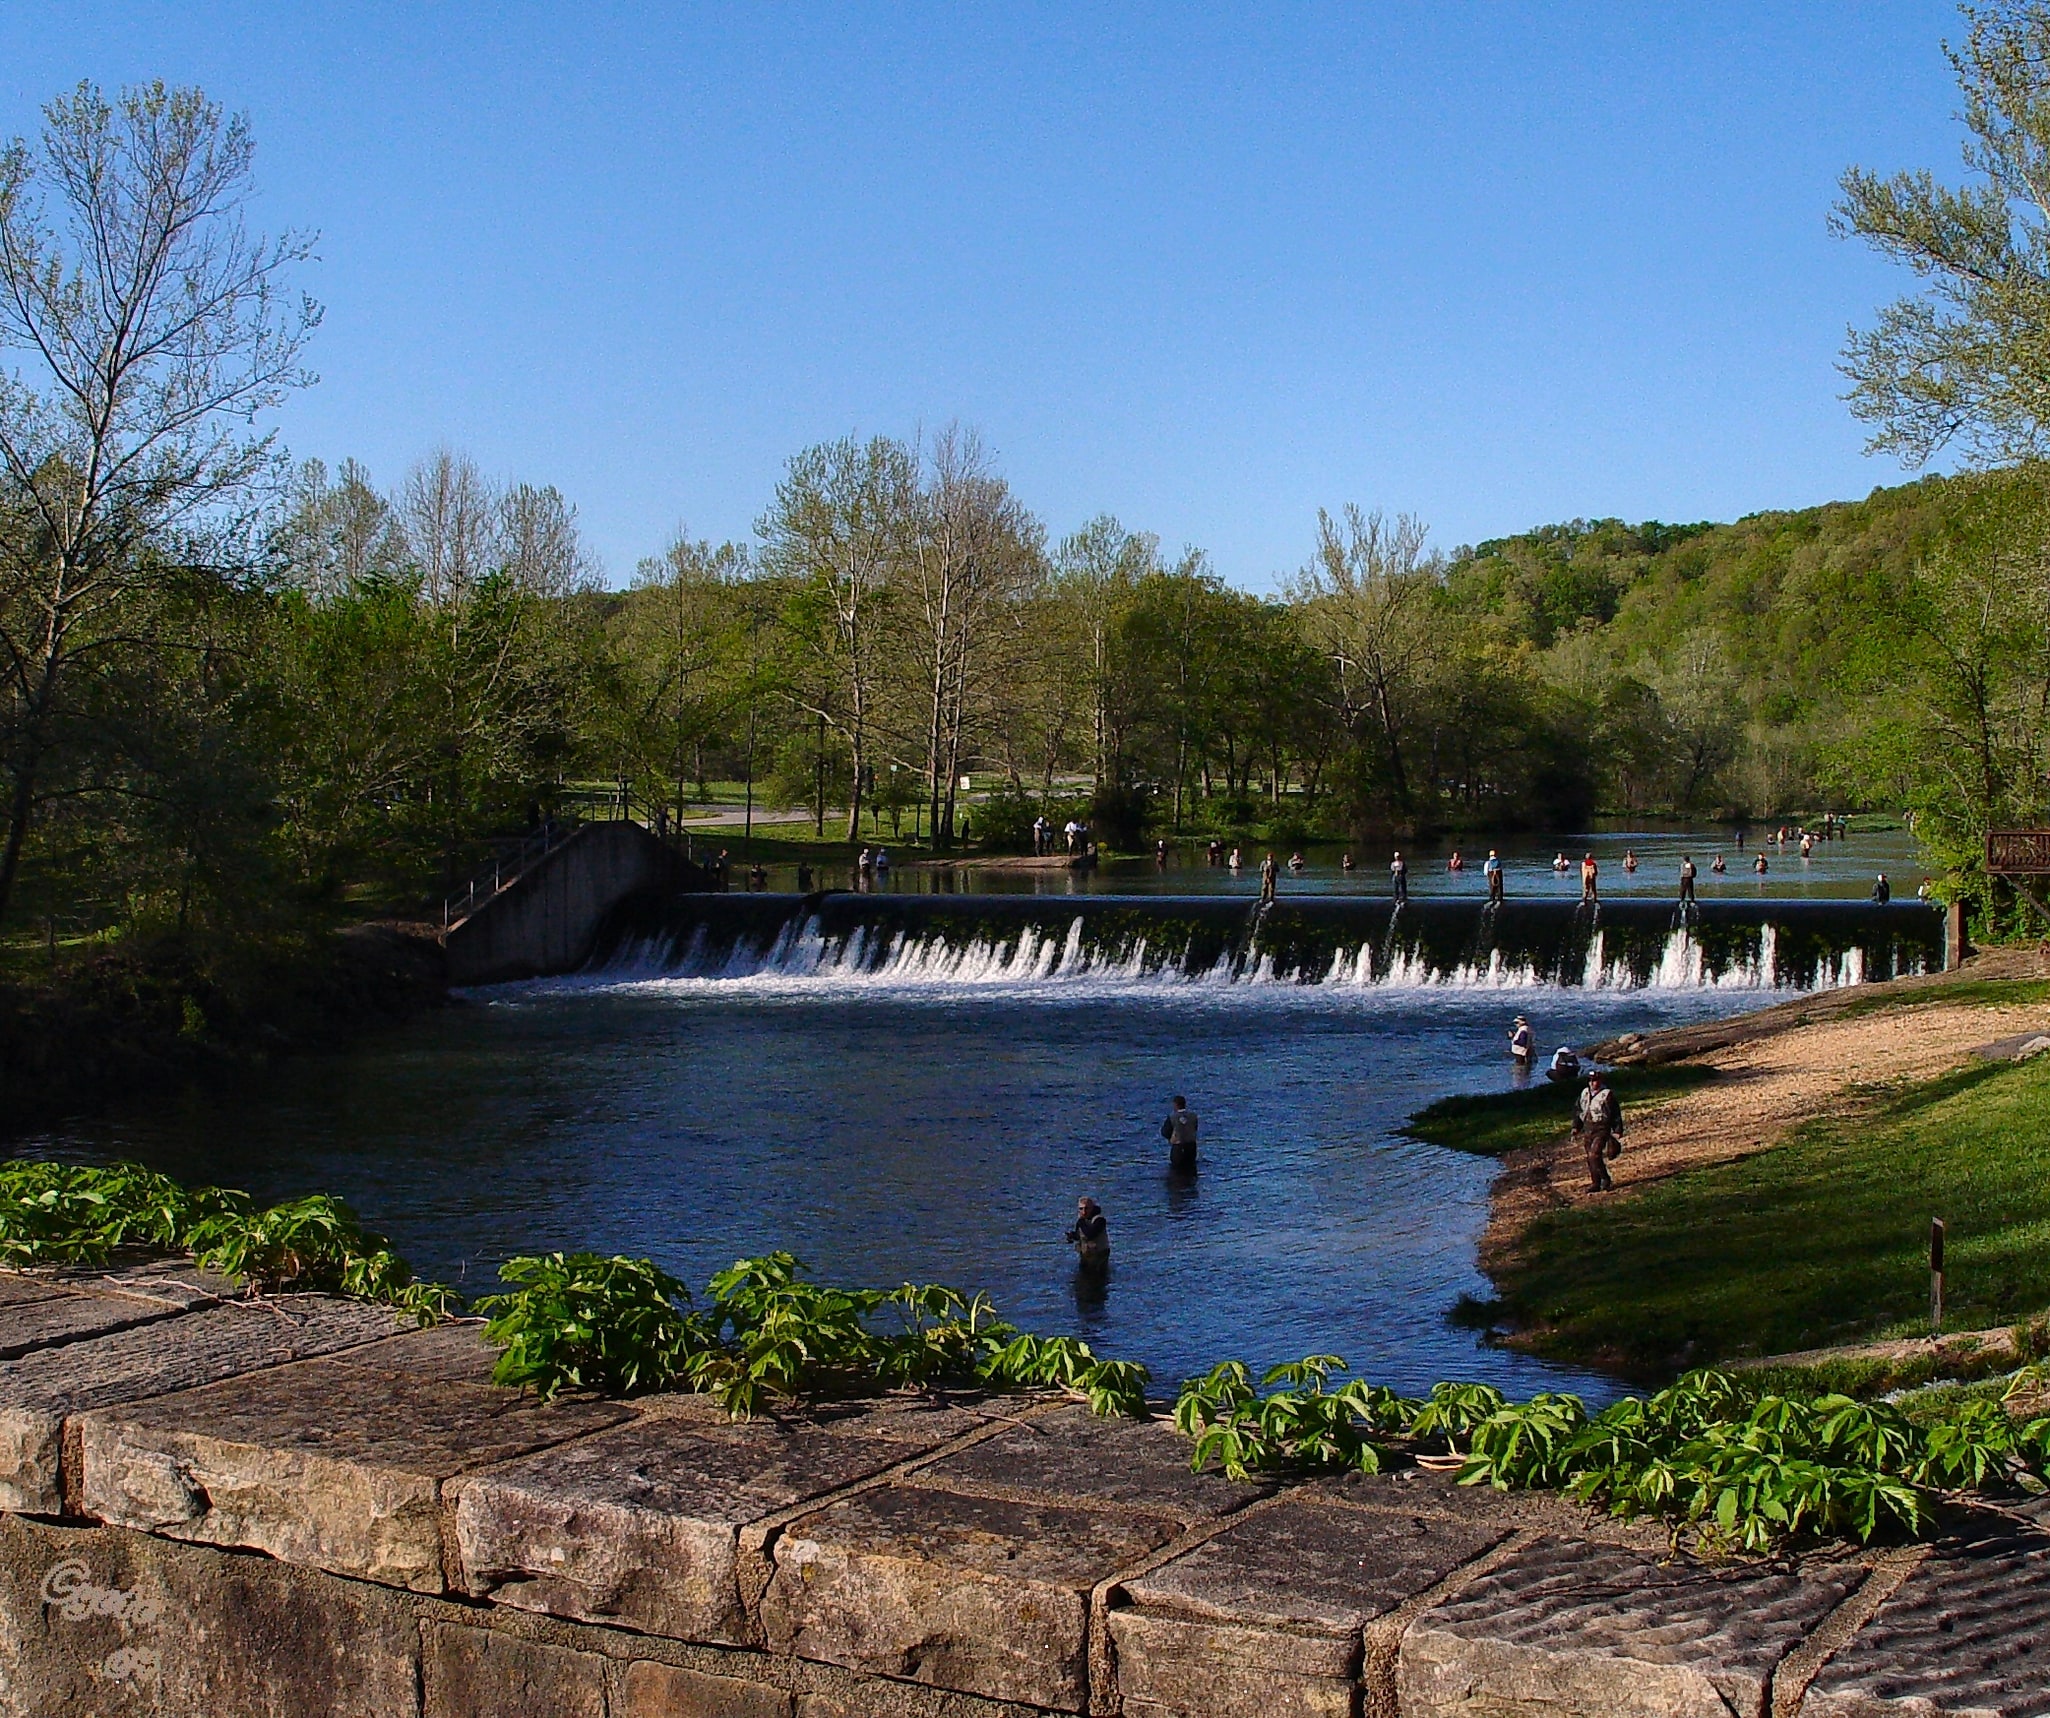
xmin=0 ymin=923 xmax=447 ymax=1138
xmin=1410 ymin=947 xmax=2050 ymax=1378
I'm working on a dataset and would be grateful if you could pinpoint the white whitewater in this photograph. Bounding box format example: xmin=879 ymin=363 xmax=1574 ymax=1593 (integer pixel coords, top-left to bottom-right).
xmin=600 ymin=910 xmax=1910 ymax=995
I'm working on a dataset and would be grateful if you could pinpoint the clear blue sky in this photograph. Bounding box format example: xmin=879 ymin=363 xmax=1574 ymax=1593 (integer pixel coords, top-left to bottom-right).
xmin=2 ymin=3 xmax=1969 ymax=586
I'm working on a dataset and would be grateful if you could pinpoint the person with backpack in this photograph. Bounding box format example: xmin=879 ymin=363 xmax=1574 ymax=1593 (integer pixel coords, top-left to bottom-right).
xmin=1161 ymin=1095 xmax=1200 ymax=1173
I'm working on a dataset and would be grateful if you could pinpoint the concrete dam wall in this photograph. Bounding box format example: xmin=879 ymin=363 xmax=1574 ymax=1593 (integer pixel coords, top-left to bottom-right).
xmin=445 ymin=822 xmax=707 ymax=987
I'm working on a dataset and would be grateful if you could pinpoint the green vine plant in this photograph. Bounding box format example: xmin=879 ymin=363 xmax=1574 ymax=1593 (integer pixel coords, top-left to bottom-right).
xmin=0 ymin=1160 xmax=451 ymax=1320
xmin=10 ymin=1160 xmax=2050 ymax=1554
xmin=1171 ymin=1356 xmax=2050 ymax=1554
xmin=475 ymin=1249 xmax=1151 ymax=1418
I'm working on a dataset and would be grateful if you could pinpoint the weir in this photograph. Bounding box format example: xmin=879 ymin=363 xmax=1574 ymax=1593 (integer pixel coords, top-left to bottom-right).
xmin=590 ymin=891 xmax=1944 ymax=991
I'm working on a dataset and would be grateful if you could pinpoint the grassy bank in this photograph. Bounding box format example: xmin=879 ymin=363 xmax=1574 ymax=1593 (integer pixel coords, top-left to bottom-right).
xmin=1487 ymin=1052 xmax=2050 ymax=1377
xmin=1404 ymin=1064 xmax=1718 ymax=1158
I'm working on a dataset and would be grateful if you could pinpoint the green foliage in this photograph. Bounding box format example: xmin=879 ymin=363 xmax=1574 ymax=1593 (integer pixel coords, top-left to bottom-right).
xmin=0 ymin=1159 xmax=449 ymax=1319
xmin=1404 ymin=1066 xmax=1719 ymax=1158
xmin=477 ymin=1249 xmax=1153 ymax=1418
xmin=1171 ymin=1356 xmax=1420 ymax=1479
xmin=476 ymin=1253 xmax=702 ymax=1399
xmin=1494 ymin=1049 xmax=2050 ymax=1373
xmin=1175 ymin=1359 xmax=2050 ymax=1553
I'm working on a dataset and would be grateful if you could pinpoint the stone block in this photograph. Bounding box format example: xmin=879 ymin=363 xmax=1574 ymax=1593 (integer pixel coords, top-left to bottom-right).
xmin=1399 ymin=1534 xmax=1864 ymax=1718
xmin=454 ymin=1418 xmax=921 ymax=1643
xmin=623 ymin=1658 xmax=795 ymax=1717
xmin=77 ymin=1346 xmax=629 ymax=1592
xmin=1800 ymin=1526 xmax=2050 ymax=1717
xmin=0 ymin=1511 xmax=420 ymax=1718
xmin=422 ymin=1620 xmax=606 ymax=1718
xmin=0 ymin=1289 xmax=191 ymax=1362
xmin=763 ymin=1481 xmax=1175 ymax=1711
xmin=1109 ymin=1497 xmax=1506 ymax=1718
xmin=0 ymin=1296 xmax=406 ymax=1514
xmin=909 ymin=1404 xmax=1266 ymax=1524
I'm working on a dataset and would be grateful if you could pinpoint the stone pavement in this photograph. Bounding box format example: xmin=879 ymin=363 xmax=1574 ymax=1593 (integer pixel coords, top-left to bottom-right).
xmin=1 ymin=1269 xmax=2047 ymax=1717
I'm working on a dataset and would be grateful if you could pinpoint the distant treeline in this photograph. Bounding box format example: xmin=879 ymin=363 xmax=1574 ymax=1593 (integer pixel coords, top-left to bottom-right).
xmin=7 ymin=424 xmax=2045 ymax=947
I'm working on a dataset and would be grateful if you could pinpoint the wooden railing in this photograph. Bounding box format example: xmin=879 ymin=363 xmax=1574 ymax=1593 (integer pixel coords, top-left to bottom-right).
xmin=1987 ymin=830 xmax=2050 ymax=875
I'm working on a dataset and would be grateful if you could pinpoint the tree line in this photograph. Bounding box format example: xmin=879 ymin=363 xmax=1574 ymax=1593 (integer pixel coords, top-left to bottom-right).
xmin=15 ymin=5 xmax=2050 ymax=948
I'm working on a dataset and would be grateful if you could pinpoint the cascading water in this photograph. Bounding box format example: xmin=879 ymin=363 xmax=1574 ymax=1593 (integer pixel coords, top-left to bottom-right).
xmin=587 ymin=891 xmax=1942 ymax=994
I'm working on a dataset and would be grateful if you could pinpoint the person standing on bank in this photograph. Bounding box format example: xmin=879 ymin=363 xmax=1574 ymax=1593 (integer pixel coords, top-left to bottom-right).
xmin=1678 ymin=855 xmax=1697 ymax=904
xmin=1260 ymin=851 xmax=1279 ymax=904
xmin=1162 ymin=1096 xmax=1199 ymax=1172
xmin=1390 ymin=850 xmax=1409 ymax=904
xmin=1575 ymin=1071 xmax=1623 ymax=1193
xmin=1484 ymin=848 xmax=1504 ymax=903
xmin=1066 ymin=1198 xmax=1109 ymax=1268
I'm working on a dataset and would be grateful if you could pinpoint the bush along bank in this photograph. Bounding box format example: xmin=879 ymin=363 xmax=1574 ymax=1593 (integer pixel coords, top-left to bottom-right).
xmin=0 ymin=922 xmax=448 ymax=1135
xmin=9 ymin=1159 xmax=2050 ymax=1557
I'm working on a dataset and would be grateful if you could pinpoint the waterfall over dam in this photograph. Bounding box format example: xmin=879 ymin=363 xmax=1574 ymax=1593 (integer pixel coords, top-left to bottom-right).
xmin=588 ymin=891 xmax=1942 ymax=992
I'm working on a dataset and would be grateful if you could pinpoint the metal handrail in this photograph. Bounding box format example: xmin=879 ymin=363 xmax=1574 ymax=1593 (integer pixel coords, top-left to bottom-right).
xmin=440 ymin=786 xmax=688 ymax=929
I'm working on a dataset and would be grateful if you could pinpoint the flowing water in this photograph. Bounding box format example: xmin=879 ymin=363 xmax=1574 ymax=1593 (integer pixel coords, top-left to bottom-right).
xmin=16 ymin=856 xmax=1942 ymax=1402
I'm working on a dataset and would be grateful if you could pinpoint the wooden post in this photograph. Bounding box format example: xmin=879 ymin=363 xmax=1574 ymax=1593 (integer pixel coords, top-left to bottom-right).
xmin=1945 ymin=900 xmax=1965 ymax=970
xmin=1931 ymin=1218 xmax=1946 ymax=1335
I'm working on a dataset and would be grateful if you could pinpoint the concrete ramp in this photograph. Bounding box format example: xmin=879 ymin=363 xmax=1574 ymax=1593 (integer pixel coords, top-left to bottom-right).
xmin=446 ymin=823 xmax=704 ymax=986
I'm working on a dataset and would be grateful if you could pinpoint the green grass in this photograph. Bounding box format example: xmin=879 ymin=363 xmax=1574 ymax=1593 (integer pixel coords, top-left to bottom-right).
xmin=1825 ymin=976 xmax=2050 ymax=1019
xmin=1404 ymin=1064 xmax=1721 ymax=1158
xmin=1497 ymin=1053 xmax=2050 ymax=1378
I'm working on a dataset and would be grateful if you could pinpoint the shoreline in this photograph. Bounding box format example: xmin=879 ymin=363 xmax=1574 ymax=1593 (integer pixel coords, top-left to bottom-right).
xmin=1435 ymin=945 xmax=2050 ymax=1376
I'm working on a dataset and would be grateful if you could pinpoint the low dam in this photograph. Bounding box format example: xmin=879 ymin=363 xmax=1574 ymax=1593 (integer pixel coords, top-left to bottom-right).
xmin=594 ymin=892 xmax=1945 ymax=992
xmin=0 ymin=1268 xmax=2040 ymax=1717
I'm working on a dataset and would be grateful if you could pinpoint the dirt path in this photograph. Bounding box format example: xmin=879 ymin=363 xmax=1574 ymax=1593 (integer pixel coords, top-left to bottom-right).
xmin=1480 ymin=972 xmax=2050 ymax=1278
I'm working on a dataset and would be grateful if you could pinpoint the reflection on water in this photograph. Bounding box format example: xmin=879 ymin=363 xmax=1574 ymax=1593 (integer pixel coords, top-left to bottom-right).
xmin=18 ymin=966 xmax=1797 ymax=1401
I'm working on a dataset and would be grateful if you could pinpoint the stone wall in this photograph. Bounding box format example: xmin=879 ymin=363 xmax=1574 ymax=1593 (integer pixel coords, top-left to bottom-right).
xmin=1 ymin=1267 xmax=2045 ymax=1716
xmin=445 ymin=824 xmax=701 ymax=987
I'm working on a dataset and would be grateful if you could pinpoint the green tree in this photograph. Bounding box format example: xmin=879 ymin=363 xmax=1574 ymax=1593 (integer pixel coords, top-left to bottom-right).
xmin=1836 ymin=0 xmax=2050 ymax=465
xmin=0 ymin=81 xmax=318 ymax=931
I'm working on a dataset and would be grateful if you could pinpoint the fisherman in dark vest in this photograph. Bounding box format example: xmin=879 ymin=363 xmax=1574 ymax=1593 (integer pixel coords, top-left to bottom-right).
xmin=1162 ymin=1095 xmax=1200 ymax=1173
xmin=1574 ymin=1071 xmax=1624 ymax=1193
xmin=1066 ymin=1198 xmax=1109 ymax=1268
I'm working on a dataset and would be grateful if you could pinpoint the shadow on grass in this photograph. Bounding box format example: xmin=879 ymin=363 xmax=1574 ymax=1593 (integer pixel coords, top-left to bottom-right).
xmin=1494 ymin=1055 xmax=2050 ymax=1379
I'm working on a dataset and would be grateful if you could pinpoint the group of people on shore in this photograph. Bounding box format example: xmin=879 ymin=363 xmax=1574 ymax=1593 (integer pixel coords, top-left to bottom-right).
xmin=1508 ymin=1015 xmax=1625 ymax=1191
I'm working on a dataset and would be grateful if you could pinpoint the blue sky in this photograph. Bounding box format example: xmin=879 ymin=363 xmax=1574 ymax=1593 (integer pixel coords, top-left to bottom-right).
xmin=1 ymin=3 xmax=1969 ymax=586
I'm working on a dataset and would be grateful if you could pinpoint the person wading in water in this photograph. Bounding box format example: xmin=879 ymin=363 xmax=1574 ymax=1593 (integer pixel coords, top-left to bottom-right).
xmin=1580 ymin=853 xmax=1599 ymax=903
xmin=1575 ymin=1071 xmax=1624 ymax=1192
xmin=1162 ymin=1095 xmax=1200 ymax=1173
xmin=1679 ymin=855 xmax=1697 ymax=904
xmin=1259 ymin=851 xmax=1279 ymax=904
xmin=1484 ymin=848 xmax=1504 ymax=903
xmin=1066 ymin=1198 xmax=1109 ymax=1268
xmin=1390 ymin=850 xmax=1409 ymax=904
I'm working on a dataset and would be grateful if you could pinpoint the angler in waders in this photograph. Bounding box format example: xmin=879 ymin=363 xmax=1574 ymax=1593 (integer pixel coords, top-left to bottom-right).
xmin=1162 ymin=1095 xmax=1200 ymax=1173
xmin=1574 ymin=1071 xmax=1623 ymax=1192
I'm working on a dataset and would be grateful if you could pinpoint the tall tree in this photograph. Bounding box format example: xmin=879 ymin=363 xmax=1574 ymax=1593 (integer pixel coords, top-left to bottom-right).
xmin=908 ymin=426 xmax=1044 ymax=844
xmin=1287 ymin=507 xmax=1441 ymax=819
xmin=758 ymin=435 xmax=915 ymax=840
xmin=1836 ymin=0 xmax=2050 ymax=465
xmin=0 ymin=81 xmax=317 ymax=929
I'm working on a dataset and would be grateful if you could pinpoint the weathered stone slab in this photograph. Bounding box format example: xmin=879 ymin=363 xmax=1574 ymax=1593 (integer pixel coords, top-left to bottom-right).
xmin=621 ymin=1658 xmax=796 ymax=1717
xmin=910 ymin=1404 xmax=1266 ymax=1524
xmin=455 ymin=1418 xmax=923 ymax=1642
xmin=1110 ymin=1496 xmax=1507 ymax=1718
xmin=1399 ymin=1534 xmax=1864 ymax=1718
xmin=0 ymin=1510 xmax=420 ymax=1718
xmin=0 ymin=1261 xmax=226 ymax=1362
xmin=0 ymin=1288 xmax=189 ymax=1362
xmin=77 ymin=1345 xmax=630 ymax=1592
xmin=422 ymin=1619 xmax=607 ymax=1718
xmin=0 ymin=1295 xmax=406 ymax=1513
xmin=1801 ymin=1527 xmax=2050 ymax=1717
xmin=763 ymin=1481 xmax=1175 ymax=1711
